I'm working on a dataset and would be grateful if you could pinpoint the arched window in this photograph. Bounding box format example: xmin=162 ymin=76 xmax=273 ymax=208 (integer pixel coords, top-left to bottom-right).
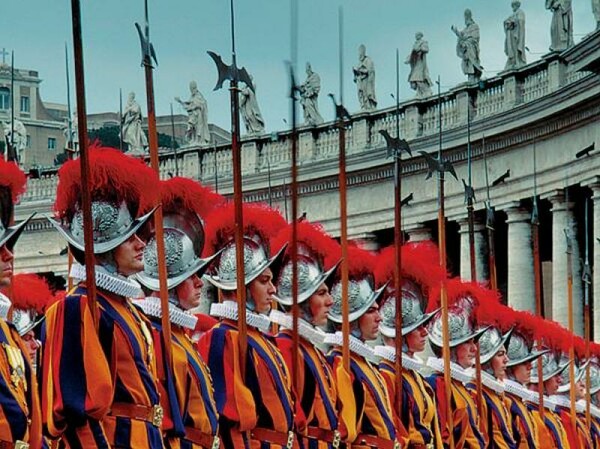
xmin=0 ymin=87 xmax=9 ymax=110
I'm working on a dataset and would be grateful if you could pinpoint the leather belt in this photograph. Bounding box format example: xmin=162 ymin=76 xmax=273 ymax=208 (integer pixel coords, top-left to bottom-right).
xmin=184 ymin=427 xmax=220 ymax=449
xmin=109 ymin=402 xmax=164 ymax=428
xmin=250 ymin=428 xmax=295 ymax=449
xmin=0 ymin=441 xmax=29 ymax=449
xmin=355 ymin=433 xmax=400 ymax=449
xmin=305 ymin=427 xmax=341 ymax=448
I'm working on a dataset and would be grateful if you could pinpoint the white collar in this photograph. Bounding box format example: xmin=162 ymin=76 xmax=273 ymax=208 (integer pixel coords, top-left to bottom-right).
xmin=269 ymin=309 xmax=329 ymax=345
xmin=481 ymin=371 xmax=505 ymax=394
xmin=540 ymin=394 xmax=560 ymax=411
xmin=575 ymin=399 xmax=588 ymax=414
xmin=548 ymin=394 xmax=579 ymax=411
xmin=373 ymin=345 xmax=424 ymax=372
xmin=0 ymin=292 xmax=10 ymax=321
xmin=210 ymin=301 xmax=271 ymax=333
xmin=324 ymin=331 xmax=378 ymax=362
xmin=589 ymin=402 xmax=600 ymax=418
xmin=504 ymin=378 xmax=537 ymax=402
xmin=427 ymin=357 xmax=475 ymax=384
xmin=71 ymin=263 xmax=144 ymax=299
xmin=132 ymin=296 xmax=198 ymax=330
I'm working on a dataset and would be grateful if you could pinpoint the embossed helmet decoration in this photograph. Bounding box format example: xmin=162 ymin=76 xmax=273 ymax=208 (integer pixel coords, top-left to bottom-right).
xmin=471 ymin=291 xmax=514 ymax=365
xmin=328 ymin=245 xmax=386 ymax=324
xmin=530 ymin=319 xmax=571 ymax=383
xmin=2 ymin=273 xmax=53 ymax=336
xmin=203 ymin=203 xmax=287 ymax=293
xmin=0 ymin=159 xmax=32 ymax=250
xmin=506 ymin=310 xmax=549 ymax=367
xmin=137 ymin=177 xmax=226 ymax=292
xmin=50 ymin=146 xmax=159 ymax=256
xmin=374 ymin=241 xmax=445 ymax=338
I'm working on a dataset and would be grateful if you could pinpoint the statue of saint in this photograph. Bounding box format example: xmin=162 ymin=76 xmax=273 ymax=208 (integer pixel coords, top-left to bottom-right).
xmin=593 ymin=0 xmax=600 ymax=30
xmin=451 ymin=9 xmax=483 ymax=82
xmin=353 ymin=44 xmax=377 ymax=111
xmin=406 ymin=32 xmax=433 ymax=98
xmin=3 ymin=117 xmax=27 ymax=164
xmin=175 ymin=81 xmax=210 ymax=145
xmin=299 ymin=63 xmax=324 ymax=126
xmin=239 ymin=76 xmax=265 ymax=135
xmin=504 ymin=1 xmax=526 ymax=70
xmin=546 ymin=0 xmax=573 ymax=51
xmin=120 ymin=92 xmax=148 ymax=155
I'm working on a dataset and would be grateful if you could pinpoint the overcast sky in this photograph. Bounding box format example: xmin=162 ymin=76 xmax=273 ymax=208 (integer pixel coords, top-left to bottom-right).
xmin=1 ymin=1 xmax=596 ymax=132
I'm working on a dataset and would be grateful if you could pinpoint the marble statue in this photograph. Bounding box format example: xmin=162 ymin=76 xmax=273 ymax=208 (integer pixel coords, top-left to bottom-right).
xmin=3 ymin=117 xmax=27 ymax=163
xmin=353 ymin=44 xmax=377 ymax=111
xmin=594 ymin=0 xmax=600 ymax=30
xmin=451 ymin=9 xmax=483 ymax=82
xmin=406 ymin=32 xmax=433 ymax=98
xmin=546 ymin=0 xmax=573 ymax=52
xmin=504 ymin=1 xmax=527 ymax=70
xmin=175 ymin=81 xmax=210 ymax=145
xmin=120 ymin=92 xmax=148 ymax=155
xmin=240 ymin=76 xmax=265 ymax=135
xmin=299 ymin=63 xmax=324 ymax=126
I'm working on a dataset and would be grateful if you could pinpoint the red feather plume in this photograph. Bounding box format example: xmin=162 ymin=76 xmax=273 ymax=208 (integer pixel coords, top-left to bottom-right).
xmin=159 ymin=177 xmax=226 ymax=218
xmin=510 ymin=310 xmax=541 ymax=341
xmin=3 ymin=273 xmax=53 ymax=314
xmin=345 ymin=245 xmax=377 ymax=279
xmin=426 ymin=278 xmax=501 ymax=319
xmin=0 ymin=159 xmax=27 ymax=202
xmin=537 ymin=319 xmax=572 ymax=354
xmin=270 ymin=221 xmax=341 ymax=270
xmin=54 ymin=146 xmax=159 ymax=221
xmin=203 ymin=202 xmax=288 ymax=257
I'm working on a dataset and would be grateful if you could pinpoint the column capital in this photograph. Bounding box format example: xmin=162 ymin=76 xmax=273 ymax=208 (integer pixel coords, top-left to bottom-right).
xmin=405 ymin=222 xmax=432 ymax=243
xmin=581 ymin=176 xmax=600 ymax=195
xmin=502 ymin=202 xmax=530 ymax=223
xmin=456 ymin=216 xmax=486 ymax=233
xmin=542 ymin=189 xmax=575 ymax=212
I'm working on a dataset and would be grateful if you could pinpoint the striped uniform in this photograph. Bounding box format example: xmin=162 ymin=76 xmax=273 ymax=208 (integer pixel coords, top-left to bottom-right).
xmin=556 ymin=405 xmax=593 ymax=449
xmin=42 ymin=286 xmax=164 ymax=448
xmin=504 ymin=392 xmax=539 ymax=449
xmin=197 ymin=320 xmax=296 ymax=449
xmin=150 ymin=322 xmax=220 ymax=449
xmin=379 ymin=358 xmax=441 ymax=448
xmin=327 ymin=349 xmax=397 ymax=449
xmin=467 ymin=383 xmax=516 ymax=449
xmin=276 ymin=330 xmax=342 ymax=449
xmin=426 ymin=373 xmax=485 ymax=449
xmin=0 ymin=318 xmax=43 ymax=448
xmin=527 ymin=402 xmax=569 ymax=449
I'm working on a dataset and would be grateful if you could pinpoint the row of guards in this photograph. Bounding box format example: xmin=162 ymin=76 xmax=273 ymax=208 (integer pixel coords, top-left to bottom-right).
xmin=0 ymin=1 xmax=599 ymax=449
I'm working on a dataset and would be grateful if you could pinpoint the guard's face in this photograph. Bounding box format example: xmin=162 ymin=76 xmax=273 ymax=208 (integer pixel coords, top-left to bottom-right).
xmin=544 ymin=373 xmax=562 ymax=395
xmin=308 ymin=282 xmax=333 ymax=327
xmin=176 ymin=274 xmax=203 ymax=311
xmin=248 ymin=268 xmax=276 ymax=314
xmin=512 ymin=361 xmax=532 ymax=384
xmin=455 ymin=339 xmax=477 ymax=369
xmin=576 ymin=380 xmax=586 ymax=400
xmin=113 ymin=234 xmax=146 ymax=276
xmin=406 ymin=326 xmax=428 ymax=354
xmin=491 ymin=347 xmax=509 ymax=380
xmin=358 ymin=303 xmax=381 ymax=341
xmin=21 ymin=330 xmax=41 ymax=363
xmin=0 ymin=245 xmax=14 ymax=287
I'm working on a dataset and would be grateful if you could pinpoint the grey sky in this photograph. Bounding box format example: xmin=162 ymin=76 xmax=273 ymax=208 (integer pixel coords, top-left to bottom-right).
xmin=1 ymin=1 xmax=596 ymax=133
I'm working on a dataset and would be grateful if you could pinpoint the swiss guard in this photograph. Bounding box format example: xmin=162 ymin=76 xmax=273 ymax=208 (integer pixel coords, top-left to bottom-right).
xmin=373 ymin=241 xmax=444 ymax=449
xmin=325 ymin=245 xmax=400 ymax=449
xmin=0 ymin=158 xmax=42 ymax=449
xmin=42 ymin=147 xmax=164 ymax=448
xmin=197 ymin=203 xmax=297 ymax=449
xmin=134 ymin=177 xmax=224 ymax=449
xmin=269 ymin=220 xmax=346 ymax=448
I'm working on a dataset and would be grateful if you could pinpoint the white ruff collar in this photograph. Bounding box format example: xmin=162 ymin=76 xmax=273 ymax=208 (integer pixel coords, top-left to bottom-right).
xmin=481 ymin=371 xmax=505 ymax=394
xmin=427 ymin=357 xmax=475 ymax=384
xmin=210 ymin=301 xmax=271 ymax=333
xmin=71 ymin=263 xmax=144 ymax=299
xmin=373 ymin=345 xmax=424 ymax=372
xmin=548 ymin=394 xmax=579 ymax=411
xmin=269 ymin=309 xmax=329 ymax=345
xmin=539 ymin=394 xmax=559 ymax=410
xmin=133 ymin=297 xmax=198 ymax=330
xmin=324 ymin=331 xmax=377 ymax=362
xmin=575 ymin=399 xmax=588 ymax=414
xmin=588 ymin=402 xmax=600 ymax=418
xmin=504 ymin=379 xmax=537 ymax=402
xmin=0 ymin=292 xmax=10 ymax=320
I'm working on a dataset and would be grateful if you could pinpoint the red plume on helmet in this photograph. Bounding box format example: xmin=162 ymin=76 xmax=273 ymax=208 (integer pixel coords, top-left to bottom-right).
xmin=3 ymin=273 xmax=53 ymax=314
xmin=0 ymin=159 xmax=27 ymax=227
xmin=54 ymin=146 xmax=159 ymax=222
xmin=203 ymin=202 xmax=288 ymax=257
xmin=343 ymin=245 xmax=377 ymax=280
xmin=510 ymin=309 xmax=540 ymax=341
xmin=159 ymin=177 xmax=226 ymax=217
xmin=271 ymin=221 xmax=341 ymax=271
xmin=426 ymin=278 xmax=501 ymax=318
xmin=374 ymin=240 xmax=446 ymax=297
xmin=536 ymin=318 xmax=572 ymax=354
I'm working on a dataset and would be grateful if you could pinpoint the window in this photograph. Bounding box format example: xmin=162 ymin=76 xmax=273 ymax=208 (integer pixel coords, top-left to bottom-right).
xmin=48 ymin=137 xmax=56 ymax=150
xmin=26 ymin=135 xmax=31 ymax=148
xmin=0 ymin=88 xmax=9 ymax=110
xmin=20 ymin=96 xmax=29 ymax=113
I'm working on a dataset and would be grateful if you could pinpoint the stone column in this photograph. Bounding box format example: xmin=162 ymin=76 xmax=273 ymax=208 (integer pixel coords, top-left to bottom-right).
xmin=351 ymin=232 xmax=380 ymax=251
xmin=405 ymin=223 xmax=432 ymax=243
xmin=457 ymin=217 xmax=487 ymax=282
xmin=546 ymin=190 xmax=583 ymax=335
xmin=504 ymin=203 xmax=535 ymax=312
xmin=588 ymin=182 xmax=600 ymax=341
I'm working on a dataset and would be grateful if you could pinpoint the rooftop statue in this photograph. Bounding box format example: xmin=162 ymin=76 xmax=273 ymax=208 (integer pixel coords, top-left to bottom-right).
xmin=406 ymin=32 xmax=433 ymax=98
xmin=546 ymin=0 xmax=573 ymax=52
xmin=240 ymin=75 xmax=265 ymax=135
xmin=594 ymin=0 xmax=600 ymax=30
xmin=299 ymin=63 xmax=324 ymax=126
xmin=504 ymin=1 xmax=527 ymax=70
xmin=2 ymin=116 xmax=27 ymax=164
xmin=120 ymin=91 xmax=148 ymax=155
xmin=353 ymin=44 xmax=377 ymax=111
xmin=175 ymin=81 xmax=211 ymax=145
xmin=451 ymin=9 xmax=483 ymax=82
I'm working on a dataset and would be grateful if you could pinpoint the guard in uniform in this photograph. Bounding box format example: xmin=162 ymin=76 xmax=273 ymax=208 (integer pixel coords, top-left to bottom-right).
xmin=197 ymin=203 xmax=297 ymax=449
xmin=269 ymin=221 xmax=344 ymax=449
xmin=0 ymin=158 xmax=42 ymax=449
xmin=134 ymin=177 xmax=223 ymax=449
xmin=425 ymin=280 xmax=487 ymax=449
xmin=42 ymin=147 xmax=164 ymax=448
xmin=325 ymin=245 xmax=400 ymax=449
xmin=373 ymin=241 xmax=444 ymax=449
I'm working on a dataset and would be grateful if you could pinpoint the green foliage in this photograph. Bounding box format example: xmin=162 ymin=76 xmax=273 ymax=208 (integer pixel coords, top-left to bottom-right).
xmin=87 ymin=125 xmax=179 ymax=150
